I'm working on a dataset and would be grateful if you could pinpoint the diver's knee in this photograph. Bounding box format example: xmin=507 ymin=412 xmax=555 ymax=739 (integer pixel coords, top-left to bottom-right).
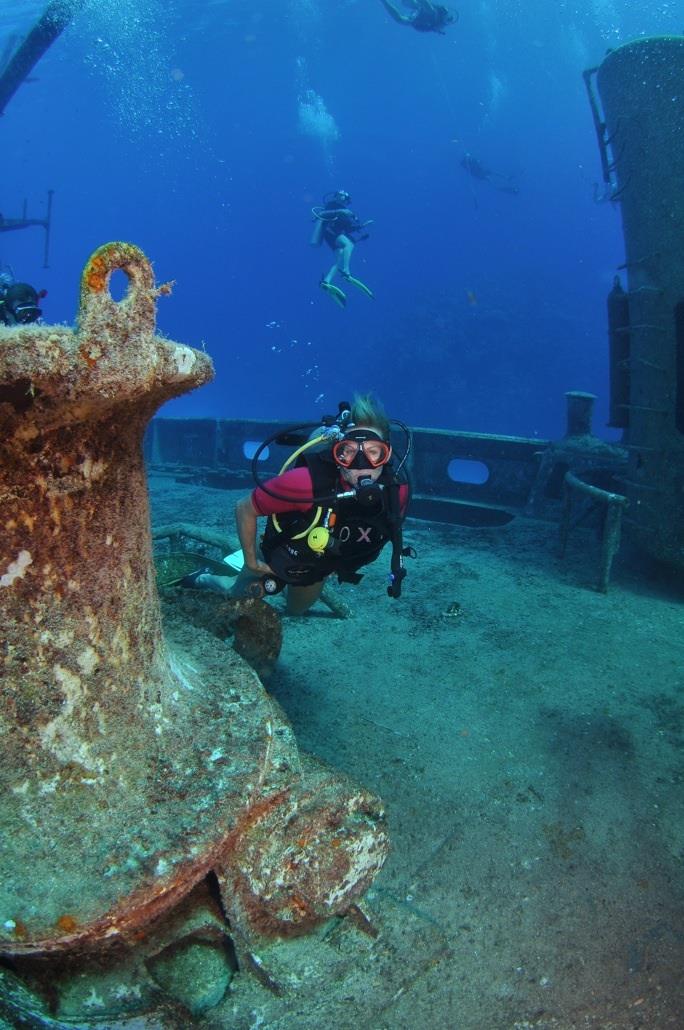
xmin=285 ymin=582 xmax=324 ymax=616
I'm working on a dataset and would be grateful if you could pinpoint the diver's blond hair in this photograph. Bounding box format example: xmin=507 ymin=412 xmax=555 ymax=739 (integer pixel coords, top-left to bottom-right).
xmin=351 ymin=393 xmax=390 ymax=440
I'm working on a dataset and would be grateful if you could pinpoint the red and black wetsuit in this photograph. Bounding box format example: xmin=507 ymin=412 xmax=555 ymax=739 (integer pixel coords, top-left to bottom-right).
xmin=254 ymin=454 xmax=409 ymax=587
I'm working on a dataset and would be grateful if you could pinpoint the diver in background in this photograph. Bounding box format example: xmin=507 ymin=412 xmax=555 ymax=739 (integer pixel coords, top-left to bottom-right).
xmin=0 ymin=269 xmax=44 ymax=325
xmin=460 ymin=152 xmax=520 ymax=195
xmin=310 ymin=190 xmax=374 ymax=308
xmin=378 ymin=0 xmax=456 ymax=35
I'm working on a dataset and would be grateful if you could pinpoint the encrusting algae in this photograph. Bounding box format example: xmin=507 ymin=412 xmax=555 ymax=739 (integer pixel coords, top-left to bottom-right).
xmin=0 ymin=245 xmax=389 ymax=997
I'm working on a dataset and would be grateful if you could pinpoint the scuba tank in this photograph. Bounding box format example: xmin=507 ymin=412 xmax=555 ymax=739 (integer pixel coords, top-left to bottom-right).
xmin=310 ymin=214 xmax=324 ymax=246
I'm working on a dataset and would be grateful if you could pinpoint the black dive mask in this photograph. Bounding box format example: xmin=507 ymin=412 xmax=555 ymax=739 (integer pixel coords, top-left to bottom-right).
xmin=333 ymin=429 xmax=391 ymax=470
xmin=346 ymin=447 xmax=373 ymax=471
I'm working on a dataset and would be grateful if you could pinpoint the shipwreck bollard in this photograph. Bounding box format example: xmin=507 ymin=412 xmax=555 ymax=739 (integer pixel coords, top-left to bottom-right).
xmin=0 ymin=241 xmax=218 ymax=952
xmin=0 ymin=243 xmax=388 ymax=978
xmin=564 ymin=391 xmax=596 ymax=439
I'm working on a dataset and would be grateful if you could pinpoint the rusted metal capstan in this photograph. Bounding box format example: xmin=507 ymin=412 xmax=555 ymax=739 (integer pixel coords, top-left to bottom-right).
xmin=0 ymin=243 xmax=388 ymax=998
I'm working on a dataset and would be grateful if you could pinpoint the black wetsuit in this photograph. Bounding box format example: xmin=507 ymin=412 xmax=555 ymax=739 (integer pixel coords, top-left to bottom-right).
xmin=409 ymin=2 xmax=452 ymax=33
xmin=260 ymin=452 xmax=407 ymax=587
xmin=321 ymin=207 xmax=365 ymax=249
xmin=0 ymin=282 xmax=41 ymax=325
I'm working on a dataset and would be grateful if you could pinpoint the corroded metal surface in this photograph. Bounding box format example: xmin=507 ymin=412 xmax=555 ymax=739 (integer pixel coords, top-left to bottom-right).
xmin=219 ymin=751 xmax=390 ymax=947
xmin=0 ymin=243 xmax=388 ymax=974
xmin=597 ymin=38 xmax=684 ymax=569
xmin=0 ymin=241 xmax=237 ymax=952
xmin=3 ymin=880 xmax=234 ymax=1026
xmin=167 ymin=588 xmax=283 ymax=681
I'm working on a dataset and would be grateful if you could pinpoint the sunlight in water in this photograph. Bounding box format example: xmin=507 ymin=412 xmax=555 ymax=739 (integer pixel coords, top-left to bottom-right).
xmin=298 ymin=89 xmax=340 ymax=147
xmin=296 ymin=51 xmax=340 ymax=171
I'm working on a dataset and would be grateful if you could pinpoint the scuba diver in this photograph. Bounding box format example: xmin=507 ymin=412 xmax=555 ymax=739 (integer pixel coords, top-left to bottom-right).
xmin=460 ymin=152 xmax=520 ymax=195
xmin=0 ymin=269 xmax=45 ymax=325
xmin=378 ymin=0 xmax=457 ymax=35
xmin=310 ymin=190 xmax=374 ymax=308
xmin=181 ymin=394 xmax=414 ymax=615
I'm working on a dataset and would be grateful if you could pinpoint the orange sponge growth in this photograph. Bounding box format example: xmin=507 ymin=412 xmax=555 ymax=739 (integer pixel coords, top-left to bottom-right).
xmin=83 ymin=253 xmax=108 ymax=294
xmin=80 ymin=242 xmax=154 ymax=307
xmin=55 ymin=914 xmax=78 ymax=934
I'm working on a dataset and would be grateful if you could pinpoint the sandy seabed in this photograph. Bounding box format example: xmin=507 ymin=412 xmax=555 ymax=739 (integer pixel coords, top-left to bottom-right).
xmin=150 ymin=473 xmax=684 ymax=1030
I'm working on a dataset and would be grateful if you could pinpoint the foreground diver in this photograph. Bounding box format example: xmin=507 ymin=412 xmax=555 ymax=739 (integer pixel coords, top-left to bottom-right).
xmin=378 ymin=0 xmax=456 ymax=35
xmin=310 ymin=190 xmax=374 ymax=308
xmin=0 ymin=270 xmax=45 ymax=325
xmin=183 ymin=395 xmax=412 ymax=615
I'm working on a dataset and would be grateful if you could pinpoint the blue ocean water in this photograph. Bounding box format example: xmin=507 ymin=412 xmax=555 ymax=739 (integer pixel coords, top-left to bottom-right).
xmin=1 ymin=0 xmax=682 ymax=437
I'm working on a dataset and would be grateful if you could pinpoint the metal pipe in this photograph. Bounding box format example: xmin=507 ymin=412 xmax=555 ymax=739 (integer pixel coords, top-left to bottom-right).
xmin=0 ymin=0 xmax=86 ymax=118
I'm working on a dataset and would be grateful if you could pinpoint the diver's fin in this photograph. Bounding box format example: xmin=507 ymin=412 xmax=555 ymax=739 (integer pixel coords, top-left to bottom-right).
xmin=176 ymin=568 xmax=210 ymax=589
xmin=341 ymin=273 xmax=374 ymax=299
xmin=222 ymin=549 xmax=244 ymax=575
xmin=320 ymin=280 xmax=347 ymax=308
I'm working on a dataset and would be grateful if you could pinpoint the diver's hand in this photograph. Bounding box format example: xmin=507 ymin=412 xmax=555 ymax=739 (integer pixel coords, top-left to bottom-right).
xmin=245 ymin=559 xmax=275 ymax=576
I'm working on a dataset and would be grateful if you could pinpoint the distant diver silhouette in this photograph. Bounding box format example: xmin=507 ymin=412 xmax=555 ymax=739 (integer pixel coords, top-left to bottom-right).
xmin=378 ymin=0 xmax=457 ymax=35
xmin=461 ymin=152 xmax=519 ymax=195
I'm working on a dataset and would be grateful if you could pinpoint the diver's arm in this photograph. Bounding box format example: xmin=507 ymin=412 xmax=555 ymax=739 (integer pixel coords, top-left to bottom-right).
xmin=379 ymin=0 xmax=411 ymax=24
xmin=235 ymin=495 xmax=273 ymax=575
